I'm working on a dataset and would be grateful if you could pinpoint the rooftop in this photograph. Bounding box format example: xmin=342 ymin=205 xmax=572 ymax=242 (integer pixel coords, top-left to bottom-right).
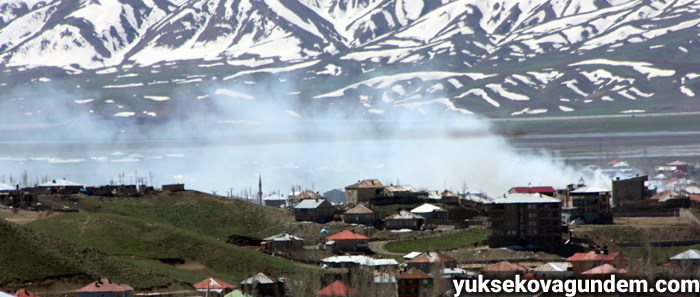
xmin=326 ymin=230 xmax=369 ymax=240
xmin=510 ymin=186 xmax=556 ymax=193
xmin=411 ymin=203 xmax=445 ymax=213
xmin=193 ymin=278 xmax=237 ymax=291
xmin=670 ymin=249 xmax=700 ymax=260
xmin=241 ymin=273 xmax=278 ymax=285
xmin=344 ymin=205 xmax=376 ymax=214
xmin=294 ymin=199 xmax=330 ymax=209
xmin=315 ymin=280 xmax=357 ymax=296
xmin=566 ymin=252 xmax=620 ymax=262
xmin=264 ymin=232 xmax=303 ymax=241
xmin=386 ymin=210 xmax=424 ymax=220
xmin=581 ymin=263 xmax=626 ymax=275
xmin=570 ymin=186 xmax=610 ymax=194
xmin=77 ymin=278 xmax=133 ymax=292
xmin=481 ymin=261 xmax=530 ymax=272
xmin=407 ymin=251 xmax=456 ymax=264
xmin=321 ymin=255 xmax=398 ymax=266
xmin=346 ymin=179 xmax=383 ymax=189
xmin=491 ymin=193 xmax=561 ymax=204
xmin=397 ymin=268 xmax=432 ymax=280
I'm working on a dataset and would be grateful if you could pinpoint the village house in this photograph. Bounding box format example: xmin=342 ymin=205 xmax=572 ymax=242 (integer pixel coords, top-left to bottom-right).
xmin=343 ymin=205 xmax=380 ymax=226
xmin=530 ymin=262 xmax=572 ymax=279
xmin=240 ymin=273 xmax=286 ymax=297
xmin=480 ymin=261 xmax=530 ymax=279
xmin=385 ymin=210 xmax=425 ymax=230
xmin=344 ymin=179 xmax=384 ymax=205
xmin=294 ymin=199 xmax=335 ymax=223
xmin=487 ymin=193 xmax=562 ymax=248
xmin=194 ymin=278 xmax=237 ymax=294
xmin=396 ymin=268 xmax=433 ymax=297
xmin=76 ymin=278 xmax=134 ymax=297
xmin=566 ymin=251 xmax=627 ymax=276
xmin=262 ymin=232 xmax=304 ymax=251
xmin=288 ymin=190 xmax=324 ymax=207
xmin=563 ymin=186 xmax=613 ymax=224
xmin=315 ymin=280 xmax=357 ymax=297
xmin=410 ymin=203 xmax=449 ymax=225
xmin=38 ymin=178 xmax=83 ymax=195
xmin=405 ymin=251 xmax=456 ymax=273
xmin=440 ymin=190 xmax=460 ymax=204
xmin=508 ymin=186 xmax=557 ymax=198
xmin=325 ymin=230 xmax=370 ymax=253
xmin=262 ymin=193 xmax=286 ymax=208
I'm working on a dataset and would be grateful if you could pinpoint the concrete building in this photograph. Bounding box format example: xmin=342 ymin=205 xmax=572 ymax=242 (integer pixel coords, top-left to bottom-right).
xmin=38 ymin=178 xmax=83 ymax=195
xmin=344 ymin=179 xmax=383 ymax=205
xmin=397 ymin=268 xmax=433 ymax=297
xmin=487 ymin=193 xmax=562 ymax=248
xmin=564 ymin=186 xmax=613 ymax=224
xmin=612 ymin=175 xmax=649 ymax=207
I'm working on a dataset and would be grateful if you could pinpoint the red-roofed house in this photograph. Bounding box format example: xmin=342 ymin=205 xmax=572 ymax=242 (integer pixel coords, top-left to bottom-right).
xmin=397 ymin=268 xmax=433 ymax=297
xmin=77 ymin=278 xmax=134 ymax=297
xmin=315 ymin=280 xmax=358 ymax=296
xmin=12 ymin=289 xmax=40 ymax=297
xmin=581 ymin=263 xmax=627 ymax=278
xmin=566 ymin=251 xmax=626 ymax=275
xmin=406 ymin=251 xmax=456 ymax=273
xmin=193 ymin=278 xmax=237 ymax=294
xmin=480 ymin=261 xmax=530 ymax=279
xmin=326 ymin=230 xmax=370 ymax=253
xmin=508 ymin=186 xmax=557 ymax=198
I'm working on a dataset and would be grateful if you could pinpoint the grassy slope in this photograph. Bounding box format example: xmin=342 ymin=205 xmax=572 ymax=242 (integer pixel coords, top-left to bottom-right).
xmin=384 ymin=229 xmax=489 ymax=253
xmin=0 ymin=219 xmax=174 ymax=288
xmin=24 ymin=191 xmax=312 ymax=285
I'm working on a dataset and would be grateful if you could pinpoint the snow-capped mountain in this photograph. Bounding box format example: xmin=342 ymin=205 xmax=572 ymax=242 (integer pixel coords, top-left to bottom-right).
xmin=1 ymin=0 xmax=699 ymax=119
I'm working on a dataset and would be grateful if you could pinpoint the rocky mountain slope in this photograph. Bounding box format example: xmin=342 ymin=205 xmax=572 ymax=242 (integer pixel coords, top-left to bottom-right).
xmin=1 ymin=0 xmax=699 ymax=120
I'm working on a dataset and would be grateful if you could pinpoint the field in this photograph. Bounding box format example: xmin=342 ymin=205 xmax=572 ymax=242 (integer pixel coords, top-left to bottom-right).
xmin=384 ymin=229 xmax=489 ymax=253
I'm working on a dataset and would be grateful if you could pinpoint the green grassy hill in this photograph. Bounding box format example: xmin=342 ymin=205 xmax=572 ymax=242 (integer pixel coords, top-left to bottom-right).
xmin=4 ymin=191 xmax=315 ymax=288
xmin=0 ymin=218 xmax=175 ymax=288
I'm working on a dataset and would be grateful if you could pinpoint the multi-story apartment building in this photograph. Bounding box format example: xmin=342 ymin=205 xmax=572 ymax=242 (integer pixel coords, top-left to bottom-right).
xmin=488 ymin=193 xmax=562 ymax=248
